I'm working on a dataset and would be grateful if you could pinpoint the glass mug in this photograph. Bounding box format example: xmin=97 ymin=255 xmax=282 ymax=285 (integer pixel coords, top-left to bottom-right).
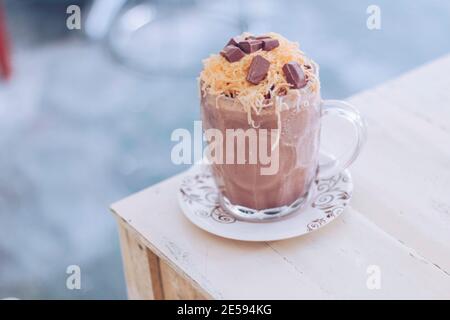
xmin=200 ymin=63 xmax=366 ymax=222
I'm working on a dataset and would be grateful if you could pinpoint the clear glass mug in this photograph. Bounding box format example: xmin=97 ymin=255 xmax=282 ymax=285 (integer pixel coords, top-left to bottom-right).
xmin=201 ymin=64 xmax=367 ymax=222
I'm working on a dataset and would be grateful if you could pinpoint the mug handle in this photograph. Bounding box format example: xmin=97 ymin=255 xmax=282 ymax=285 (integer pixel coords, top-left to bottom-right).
xmin=318 ymin=99 xmax=367 ymax=178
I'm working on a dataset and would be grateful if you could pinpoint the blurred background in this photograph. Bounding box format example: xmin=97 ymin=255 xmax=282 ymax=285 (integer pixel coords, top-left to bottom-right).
xmin=0 ymin=0 xmax=449 ymax=299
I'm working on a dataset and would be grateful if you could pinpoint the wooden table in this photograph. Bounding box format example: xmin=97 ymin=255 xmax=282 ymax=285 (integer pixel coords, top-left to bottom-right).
xmin=110 ymin=55 xmax=450 ymax=300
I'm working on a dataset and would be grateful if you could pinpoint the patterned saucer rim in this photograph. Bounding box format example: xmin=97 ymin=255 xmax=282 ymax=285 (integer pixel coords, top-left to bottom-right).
xmin=177 ymin=163 xmax=353 ymax=242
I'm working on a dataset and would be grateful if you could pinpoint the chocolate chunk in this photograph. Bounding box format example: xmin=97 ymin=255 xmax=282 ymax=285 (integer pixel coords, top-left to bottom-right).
xmin=226 ymin=37 xmax=241 ymax=47
xmin=255 ymin=35 xmax=271 ymax=40
xmin=220 ymin=45 xmax=245 ymax=63
xmin=246 ymin=55 xmax=270 ymax=85
xmin=262 ymin=39 xmax=279 ymax=51
xmin=238 ymin=40 xmax=263 ymax=54
xmin=282 ymin=62 xmax=308 ymax=89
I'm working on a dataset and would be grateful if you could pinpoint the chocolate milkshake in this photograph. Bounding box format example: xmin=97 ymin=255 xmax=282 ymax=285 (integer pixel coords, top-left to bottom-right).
xmin=199 ymin=33 xmax=322 ymax=219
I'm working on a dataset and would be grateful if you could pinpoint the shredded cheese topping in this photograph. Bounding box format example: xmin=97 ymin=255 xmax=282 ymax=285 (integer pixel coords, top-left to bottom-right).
xmin=199 ymin=32 xmax=319 ymax=124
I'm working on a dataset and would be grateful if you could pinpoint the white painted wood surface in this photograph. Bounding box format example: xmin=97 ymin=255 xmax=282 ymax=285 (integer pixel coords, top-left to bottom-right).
xmin=111 ymin=54 xmax=450 ymax=299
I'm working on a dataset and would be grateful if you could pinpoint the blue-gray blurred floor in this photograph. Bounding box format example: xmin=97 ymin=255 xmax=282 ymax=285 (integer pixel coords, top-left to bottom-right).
xmin=0 ymin=0 xmax=449 ymax=299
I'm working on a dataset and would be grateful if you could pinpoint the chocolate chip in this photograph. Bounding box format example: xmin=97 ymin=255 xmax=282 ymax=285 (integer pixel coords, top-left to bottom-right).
xmin=262 ymin=39 xmax=279 ymax=51
xmin=238 ymin=40 xmax=263 ymax=54
xmin=226 ymin=37 xmax=241 ymax=47
xmin=255 ymin=35 xmax=271 ymax=40
xmin=277 ymin=87 xmax=287 ymax=96
xmin=247 ymin=55 xmax=270 ymax=85
xmin=220 ymin=45 xmax=246 ymax=63
xmin=282 ymin=62 xmax=308 ymax=89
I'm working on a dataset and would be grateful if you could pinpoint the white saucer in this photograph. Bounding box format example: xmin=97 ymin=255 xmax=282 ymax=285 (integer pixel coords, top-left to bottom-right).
xmin=178 ymin=164 xmax=352 ymax=242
